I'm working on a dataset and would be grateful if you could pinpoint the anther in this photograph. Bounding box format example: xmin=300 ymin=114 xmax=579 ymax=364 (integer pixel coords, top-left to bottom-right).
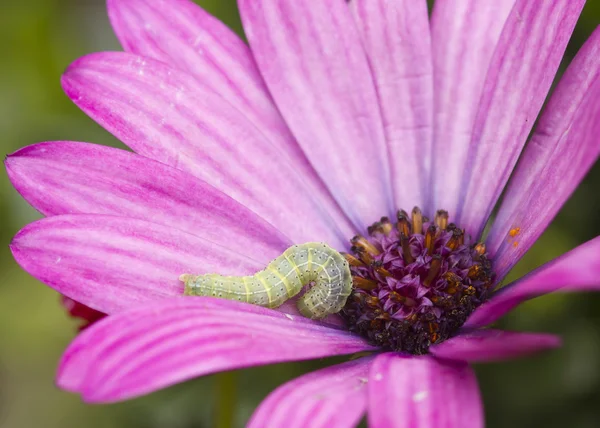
xmin=446 ymin=229 xmax=463 ymax=250
xmin=376 ymin=311 xmax=391 ymax=321
xmin=380 ymin=217 xmax=393 ymax=235
xmin=423 ymin=256 xmax=442 ymax=287
xmin=389 ymin=291 xmax=417 ymax=307
xmin=443 ymin=271 xmax=462 ymax=293
xmin=411 ymin=207 xmax=423 ymax=235
xmin=372 ymin=261 xmax=392 ymax=277
xmin=367 ymin=223 xmax=380 ymax=236
xmin=467 ymin=264 xmax=483 ymax=279
xmin=435 ymin=210 xmax=449 ymax=230
xmin=352 ymin=277 xmax=378 ymax=291
xmin=474 ymin=243 xmax=486 ymax=255
xmin=425 ymin=225 xmax=436 ymax=255
xmin=458 ymin=229 xmax=465 ymax=246
xmin=400 ymin=234 xmax=415 ymax=264
xmin=364 ymin=295 xmax=380 ymax=308
xmin=464 ymin=285 xmax=476 ymax=296
xmin=342 ymin=252 xmax=366 ymax=267
xmin=396 ymin=212 xmax=410 ymax=237
xmin=353 ymin=246 xmax=374 ymax=264
xmin=351 ymin=235 xmax=381 ymax=256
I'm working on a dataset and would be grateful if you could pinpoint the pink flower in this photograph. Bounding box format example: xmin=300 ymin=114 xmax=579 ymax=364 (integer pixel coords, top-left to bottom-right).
xmin=6 ymin=0 xmax=600 ymax=426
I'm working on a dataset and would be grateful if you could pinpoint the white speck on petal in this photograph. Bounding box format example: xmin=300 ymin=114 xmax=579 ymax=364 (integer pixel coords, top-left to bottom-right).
xmin=374 ymin=373 xmax=383 ymax=381
xmin=284 ymin=314 xmax=294 ymax=320
xmin=412 ymin=391 xmax=428 ymax=402
xmin=55 ymin=256 xmax=61 ymax=264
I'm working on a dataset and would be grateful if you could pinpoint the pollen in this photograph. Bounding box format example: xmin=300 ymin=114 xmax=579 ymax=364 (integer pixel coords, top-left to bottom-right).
xmin=509 ymin=227 xmax=521 ymax=238
xmin=341 ymin=207 xmax=495 ymax=355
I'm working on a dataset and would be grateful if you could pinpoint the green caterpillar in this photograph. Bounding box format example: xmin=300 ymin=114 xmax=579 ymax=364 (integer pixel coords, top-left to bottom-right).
xmin=179 ymin=242 xmax=352 ymax=319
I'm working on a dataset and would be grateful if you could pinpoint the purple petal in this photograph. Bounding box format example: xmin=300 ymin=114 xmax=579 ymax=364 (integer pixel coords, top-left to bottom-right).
xmin=57 ymin=297 xmax=374 ymax=402
xmin=350 ymin=0 xmax=433 ymax=211
xmin=107 ymin=0 xmax=278 ymax=132
xmin=10 ymin=214 xmax=263 ymax=314
xmin=430 ymin=0 xmax=515 ymax=215
xmin=431 ymin=330 xmax=561 ymax=362
xmin=368 ymin=353 xmax=483 ymax=428
xmin=107 ymin=0 xmax=354 ymax=236
xmin=239 ymin=0 xmax=394 ymax=228
xmin=5 ymin=141 xmax=291 ymax=259
xmin=466 ymin=236 xmax=600 ymax=328
xmin=486 ymin=27 xmax=600 ymax=279
xmin=457 ymin=0 xmax=585 ymax=237
xmin=61 ymin=52 xmax=349 ymax=248
xmin=248 ymin=358 xmax=372 ymax=428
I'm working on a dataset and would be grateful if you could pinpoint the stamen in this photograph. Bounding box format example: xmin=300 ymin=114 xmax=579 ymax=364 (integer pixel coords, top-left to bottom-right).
xmin=396 ymin=211 xmax=410 ymax=237
xmin=351 ymin=235 xmax=380 ymax=256
xmin=372 ymin=261 xmax=392 ymax=277
xmin=467 ymin=264 xmax=483 ymax=279
xmin=376 ymin=311 xmax=391 ymax=321
xmin=435 ymin=210 xmax=449 ymax=230
xmin=411 ymin=207 xmax=423 ymax=234
xmin=446 ymin=228 xmax=463 ymax=250
xmin=342 ymin=252 xmax=365 ymax=267
xmin=458 ymin=229 xmax=465 ymax=246
xmin=443 ymin=271 xmax=461 ymax=294
xmin=425 ymin=225 xmax=436 ymax=255
xmin=423 ymin=256 xmax=441 ymax=287
xmin=353 ymin=277 xmax=378 ymax=291
xmin=367 ymin=223 xmax=381 ymax=235
xmin=352 ymin=246 xmax=374 ymax=264
xmin=365 ymin=295 xmax=380 ymax=308
xmin=400 ymin=234 xmax=415 ymax=263
xmin=380 ymin=217 xmax=393 ymax=235
xmin=474 ymin=243 xmax=486 ymax=255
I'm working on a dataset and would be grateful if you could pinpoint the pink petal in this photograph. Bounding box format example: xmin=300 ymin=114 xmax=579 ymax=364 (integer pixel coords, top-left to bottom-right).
xmin=239 ymin=0 xmax=394 ymax=228
xmin=10 ymin=214 xmax=263 ymax=314
xmin=107 ymin=0 xmax=277 ymax=130
xmin=486 ymin=27 xmax=600 ymax=279
xmin=107 ymin=0 xmax=354 ymax=236
xmin=457 ymin=0 xmax=585 ymax=237
xmin=57 ymin=297 xmax=374 ymax=402
xmin=62 ymin=52 xmax=349 ymax=248
xmin=466 ymin=236 xmax=600 ymax=329
xmin=430 ymin=0 xmax=515 ymax=215
xmin=350 ymin=0 xmax=433 ymax=211
xmin=5 ymin=141 xmax=291 ymax=259
xmin=248 ymin=358 xmax=372 ymax=428
xmin=368 ymin=353 xmax=483 ymax=428
xmin=431 ymin=330 xmax=561 ymax=362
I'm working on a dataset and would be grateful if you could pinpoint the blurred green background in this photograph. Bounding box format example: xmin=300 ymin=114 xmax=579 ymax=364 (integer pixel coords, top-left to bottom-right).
xmin=1 ymin=1 xmax=600 ymax=427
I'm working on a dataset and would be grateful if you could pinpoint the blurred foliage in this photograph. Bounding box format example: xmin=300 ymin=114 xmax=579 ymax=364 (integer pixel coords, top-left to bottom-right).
xmin=1 ymin=1 xmax=600 ymax=427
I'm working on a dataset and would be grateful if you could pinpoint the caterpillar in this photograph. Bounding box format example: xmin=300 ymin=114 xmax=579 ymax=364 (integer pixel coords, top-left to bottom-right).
xmin=179 ymin=242 xmax=352 ymax=319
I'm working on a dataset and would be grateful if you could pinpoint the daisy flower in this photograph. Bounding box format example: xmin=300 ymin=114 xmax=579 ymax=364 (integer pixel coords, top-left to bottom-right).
xmin=6 ymin=0 xmax=600 ymax=426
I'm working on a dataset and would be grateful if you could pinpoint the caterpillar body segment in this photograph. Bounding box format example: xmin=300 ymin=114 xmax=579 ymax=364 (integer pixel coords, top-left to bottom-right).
xmin=180 ymin=243 xmax=352 ymax=319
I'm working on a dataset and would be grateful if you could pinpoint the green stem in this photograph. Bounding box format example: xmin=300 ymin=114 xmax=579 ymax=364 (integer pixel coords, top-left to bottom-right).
xmin=215 ymin=371 xmax=237 ymax=428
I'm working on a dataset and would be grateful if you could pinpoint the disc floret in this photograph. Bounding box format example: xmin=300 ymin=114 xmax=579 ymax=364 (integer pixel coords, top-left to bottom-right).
xmin=341 ymin=207 xmax=494 ymax=355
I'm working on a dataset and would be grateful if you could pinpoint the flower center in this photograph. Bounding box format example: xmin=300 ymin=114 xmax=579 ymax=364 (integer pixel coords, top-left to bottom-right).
xmin=340 ymin=207 xmax=494 ymax=355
